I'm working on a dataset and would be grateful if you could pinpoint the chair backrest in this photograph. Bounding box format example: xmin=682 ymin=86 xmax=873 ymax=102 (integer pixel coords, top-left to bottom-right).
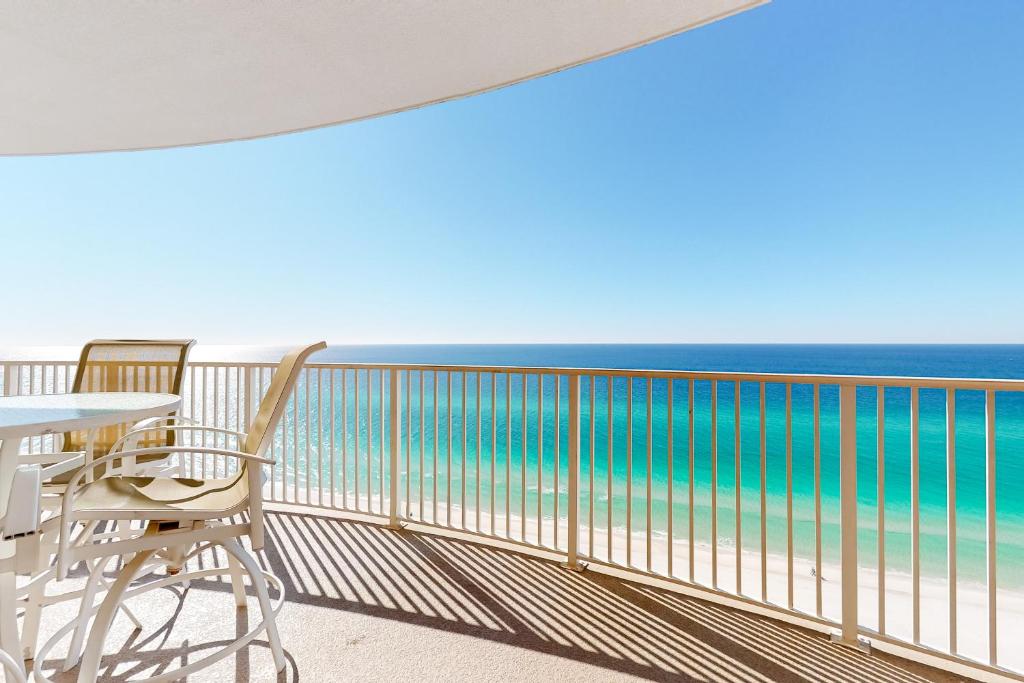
xmin=63 ymin=339 xmax=195 ymax=458
xmin=239 ymin=342 xmax=324 ymax=551
xmin=244 ymin=342 xmax=327 ymax=459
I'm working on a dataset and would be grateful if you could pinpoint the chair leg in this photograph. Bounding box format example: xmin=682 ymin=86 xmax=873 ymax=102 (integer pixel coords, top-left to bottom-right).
xmin=226 ymin=550 xmax=247 ymax=608
xmin=0 ymin=648 xmax=27 ymax=683
xmin=75 ymin=549 xmax=157 ymax=683
xmin=20 ymin=578 xmax=45 ymax=660
xmin=221 ymin=539 xmax=285 ymax=672
xmin=0 ymin=573 xmax=26 ymax=680
xmin=62 ymin=558 xmax=107 ymax=672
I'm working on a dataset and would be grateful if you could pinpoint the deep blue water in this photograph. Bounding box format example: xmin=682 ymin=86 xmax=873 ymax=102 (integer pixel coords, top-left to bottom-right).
xmin=307 ymin=343 xmax=1024 ymax=378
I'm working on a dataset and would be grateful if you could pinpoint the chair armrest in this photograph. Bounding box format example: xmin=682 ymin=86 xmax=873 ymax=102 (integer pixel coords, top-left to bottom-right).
xmin=112 ymin=421 xmax=247 ymax=454
xmin=128 ymin=415 xmax=199 ymax=430
xmin=63 ymin=446 xmax=274 ymax=493
xmin=39 ymin=453 xmax=85 ymax=481
xmin=18 ymin=452 xmax=82 ymax=466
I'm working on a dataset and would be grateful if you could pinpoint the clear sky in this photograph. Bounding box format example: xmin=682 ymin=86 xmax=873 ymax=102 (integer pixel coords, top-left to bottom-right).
xmin=2 ymin=1 xmax=1022 ymax=346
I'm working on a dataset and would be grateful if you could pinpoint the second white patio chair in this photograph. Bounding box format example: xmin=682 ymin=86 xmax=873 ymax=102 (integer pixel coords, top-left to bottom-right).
xmin=34 ymin=341 xmax=325 ymax=683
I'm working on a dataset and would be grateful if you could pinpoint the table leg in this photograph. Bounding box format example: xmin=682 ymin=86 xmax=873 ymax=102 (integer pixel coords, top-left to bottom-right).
xmin=0 ymin=436 xmax=27 ymax=676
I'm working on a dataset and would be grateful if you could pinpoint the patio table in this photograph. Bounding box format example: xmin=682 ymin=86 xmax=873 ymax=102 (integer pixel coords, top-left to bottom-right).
xmin=0 ymin=392 xmax=180 ymax=674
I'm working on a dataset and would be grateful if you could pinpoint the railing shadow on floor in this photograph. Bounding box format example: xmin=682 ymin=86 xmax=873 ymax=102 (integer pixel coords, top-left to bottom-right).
xmin=245 ymin=510 xmax=949 ymax=683
xmin=35 ymin=510 xmax=955 ymax=682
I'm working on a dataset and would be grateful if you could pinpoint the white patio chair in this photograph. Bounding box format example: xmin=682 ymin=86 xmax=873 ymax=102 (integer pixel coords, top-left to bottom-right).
xmin=33 ymin=341 xmax=325 ymax=683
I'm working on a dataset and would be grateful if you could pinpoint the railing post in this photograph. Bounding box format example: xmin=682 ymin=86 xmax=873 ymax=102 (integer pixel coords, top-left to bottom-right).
xmin=388 ymin=368 xmax=402 ymax=529
xmin=244 ymin=366 xmax=256 ymax=431
xmin=562 ymin=374 xmax=585 ymax=571
xmin=834 ymin=383 xmax=869 ymax=651
xmin=2 ymin=364 xmax=17 ymax=397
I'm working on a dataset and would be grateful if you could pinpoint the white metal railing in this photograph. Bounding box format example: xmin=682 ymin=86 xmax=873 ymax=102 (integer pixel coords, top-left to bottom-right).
xmin=2 ymin=358 xmax=1022 ymax=682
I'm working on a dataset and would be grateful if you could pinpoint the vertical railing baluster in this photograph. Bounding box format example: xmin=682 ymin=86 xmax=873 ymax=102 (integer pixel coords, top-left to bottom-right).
xmin=554 ymin=375 xmax=560 ymax=548
xmin=838 ymin=383 xmax=859 ymax=646
xmin=476 ymin=371 xmax=481 ymax=532
xmin=462 ymin=371 xmax=468 ymax=530
xmin=202 ymin=367 xmax=209 ymax=479
xmin=947 ymin=388 xmax=957 ymax=654
xmin=564 ymin=374 xmax=582 ymax=570
xmin=329 ymin=370 xmax=337 ymax=509
xmin=2 ymin=363 xmax=13 ymax=396
xmin=432 ymin=371 xmax=439 ymax=523
xmin=646 ymin=377 xmax=653 ymax=573
xmin=506 ymin=373 xmax=512 ymax=539
xmin=626 ymin=377 xmax=633 ymax=567
xmin=814 ymin=383 xmax=822 ymax=616
xmin=521 ymin=372 xmax=527 ymax=541
xmin=985 ymin=389 xmax=997 ymax=667
xmin=911 ymin=386 xmax=920 ymax=643
xmin=366 ymin=369 xmax=373 ymax=513
xmin=688 ymin=379 xmax=695 ymax=584
xmin=379 ymin=369 xmax=385 ymax=515
xmin=315 ymin=369 xmax=322 ymax=505
xmin=244 ymin=365 xmax=254 ymax=431
xmin=607 ymin=375 xmax=613 ymax=563
xmin=589 ymin=375 xmax=595 ymax=557
xmin=490 ymin=373 xmax=496 ymax=535
xmin=759 ymin=381 xmax=767 ymax=602
xmin=286 ymin=380 xmax=296 ymax=502
xmin=537 ymin=374 xmax=543 ymax=545
xmin=420 ymin=370 xmax=425 ymax=521
xmin=236 ymin=366 xmax=243 ymax=472
xmin=407 ymin=370 xmax=412 ymax=518
xmin=877 ymin=386 xmax=885 ymax=634
xmin=667 ymin=379 xmax=674 ymax=577
xmin=433 ymin=371 xmax=439 ymax=523
xmin=354 ymin=370 xmax=360 ymax=510
xmin=214 ymin=366 xmax=220 ymax=476
xmin=389 ymin=369 xmax=400 ymax=528
xmin=711 ymin=380 xmax=718 ymax=589
xmin=340 ymin=369 xmax=346 ymax=509
xmin=786 ymin=383 xmax=793 ymax=610
xmin=735 ymin=380 xmax=742 ymax=595
xmin=447 ymin=371 xmax=453 ymax=526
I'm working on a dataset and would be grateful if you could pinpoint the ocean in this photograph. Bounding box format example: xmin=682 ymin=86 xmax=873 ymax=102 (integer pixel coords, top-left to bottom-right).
xmin=255 ymin=343 xmax=1024 ymax=589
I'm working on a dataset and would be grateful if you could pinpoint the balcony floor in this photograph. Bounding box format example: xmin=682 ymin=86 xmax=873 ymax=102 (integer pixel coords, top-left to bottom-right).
xmin=31 ymin=510 xmax=960 ymax=682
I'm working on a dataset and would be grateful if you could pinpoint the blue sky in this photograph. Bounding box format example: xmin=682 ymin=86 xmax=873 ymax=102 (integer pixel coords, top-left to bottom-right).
xmin=2 ymin=0 xmax=1022 ymax=345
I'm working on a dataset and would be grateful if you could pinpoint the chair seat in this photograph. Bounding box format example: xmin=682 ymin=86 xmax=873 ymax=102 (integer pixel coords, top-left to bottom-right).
xmin=71 ymin=474 xmax=248 ymax=520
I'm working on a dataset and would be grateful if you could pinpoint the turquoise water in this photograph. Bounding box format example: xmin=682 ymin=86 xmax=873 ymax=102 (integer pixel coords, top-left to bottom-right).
xmin=275 ymin=345 xmax=1024 ymax=588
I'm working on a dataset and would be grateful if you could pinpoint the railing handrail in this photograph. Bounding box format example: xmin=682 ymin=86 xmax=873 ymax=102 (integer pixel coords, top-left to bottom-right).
xmin=5 ymin=358 xmax=1024 ymax=392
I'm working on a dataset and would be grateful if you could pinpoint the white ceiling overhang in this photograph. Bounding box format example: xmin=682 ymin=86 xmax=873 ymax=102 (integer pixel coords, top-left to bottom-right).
xmin=0 ymin=1 xmax=765 ymax=155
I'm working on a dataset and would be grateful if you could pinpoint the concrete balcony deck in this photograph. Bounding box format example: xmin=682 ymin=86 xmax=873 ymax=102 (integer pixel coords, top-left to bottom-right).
xmin=32 ymin=510 xmax=959 ymax=682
